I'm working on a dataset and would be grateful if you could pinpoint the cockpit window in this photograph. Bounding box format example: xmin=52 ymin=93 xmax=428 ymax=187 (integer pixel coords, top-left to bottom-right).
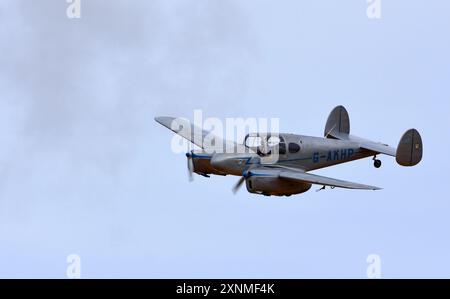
xmin=244 ymin=134 xmax=286 ymax=157
xmin=279 ymin=143 xmax=286 ymax=155
xmin=288 ymin=142 xmax=300 ymax=153
xmin=267 ymin=136 xmax=281 ymax=146
xmin=245 ymin=136 xmax=263 ymax=148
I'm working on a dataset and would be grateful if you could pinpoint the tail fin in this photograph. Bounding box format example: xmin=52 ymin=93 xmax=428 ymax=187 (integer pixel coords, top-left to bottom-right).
xmin=324 ymin=105 xmax=350 ymax=138
xmin=396 ymin=129 xmax=423 ymax=166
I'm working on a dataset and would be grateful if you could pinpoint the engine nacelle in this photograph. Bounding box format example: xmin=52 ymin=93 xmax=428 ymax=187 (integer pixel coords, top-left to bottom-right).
xmin=187 ymin=151 xmax=226 ymax=177
xmin=246 ymin=176 xmax=312 ymax=196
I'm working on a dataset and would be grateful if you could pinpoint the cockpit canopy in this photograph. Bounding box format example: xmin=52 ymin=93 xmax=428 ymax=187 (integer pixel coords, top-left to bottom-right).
xmin=244 ymin=133 xmax=286 ymax=156
xmin=244 ymin=133 xmax=283 ymax=147
xmin=244 ymin=133 xmax=300 ymax=156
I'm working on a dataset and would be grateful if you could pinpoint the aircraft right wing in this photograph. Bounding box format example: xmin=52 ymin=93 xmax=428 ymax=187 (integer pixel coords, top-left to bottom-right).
xmin=250 ymin=167 xmax=381 ymax=190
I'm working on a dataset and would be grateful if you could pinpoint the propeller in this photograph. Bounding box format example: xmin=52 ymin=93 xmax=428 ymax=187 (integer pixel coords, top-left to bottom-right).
xmin=232 ymin=176 xmax=246 ymax=194
xmin=232 ymin=156 xmax=262 ymax=194
xmin=186 ymin=152 xmax=194 ymax=182
xmin=232 ymin=161 xmax=259 ymax=194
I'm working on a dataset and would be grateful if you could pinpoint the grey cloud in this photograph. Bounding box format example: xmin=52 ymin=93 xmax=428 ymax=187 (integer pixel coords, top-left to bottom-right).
xmin=0 ymin=0 xmax=256 ymax=172
xmin=0 ymin=0 xmax=257 ymax=233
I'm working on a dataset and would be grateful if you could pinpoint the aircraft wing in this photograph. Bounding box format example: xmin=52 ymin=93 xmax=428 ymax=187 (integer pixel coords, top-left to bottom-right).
xmin=155 ymin=116 xmax=240 ymax=151
xmin=250 ymin=167 xmax=381 ymax=190
xmin=328 ymin=131 xmax=396 ymax=157
xmin=155 ymin=116 xmax=206 ymax=149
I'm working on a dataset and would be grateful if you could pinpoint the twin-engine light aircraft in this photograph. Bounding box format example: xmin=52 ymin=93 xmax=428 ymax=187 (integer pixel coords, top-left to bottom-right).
xmin=155 ymin=106 xmax=423 ymax=196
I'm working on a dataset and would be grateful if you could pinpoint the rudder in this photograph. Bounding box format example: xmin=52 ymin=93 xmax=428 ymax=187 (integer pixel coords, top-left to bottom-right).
xmin=396 ymin=129 xmax=423 ymax=166
xmin=324 ymin=105 xmax=350 ymax=137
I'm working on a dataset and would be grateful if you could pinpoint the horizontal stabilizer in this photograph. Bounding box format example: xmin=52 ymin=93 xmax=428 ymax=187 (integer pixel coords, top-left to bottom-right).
xmin=329 ymin=131 xmax=396 ymax=157
xmin=396 ymin=129 xmax=423 ymax=166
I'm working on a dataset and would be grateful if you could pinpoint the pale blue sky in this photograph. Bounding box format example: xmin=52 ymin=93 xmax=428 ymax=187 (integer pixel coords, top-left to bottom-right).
xmin=0 ymin=0 xmax=449 ymax=278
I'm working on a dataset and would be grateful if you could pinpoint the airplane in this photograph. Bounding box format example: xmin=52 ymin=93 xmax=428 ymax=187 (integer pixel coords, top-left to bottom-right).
xmin=155 ymin=106 xmax=423 ymax=196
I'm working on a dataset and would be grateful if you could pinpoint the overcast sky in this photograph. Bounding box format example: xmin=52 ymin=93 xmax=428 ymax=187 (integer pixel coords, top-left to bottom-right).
xmin=1 ymin=0 xmax=449 ymax=278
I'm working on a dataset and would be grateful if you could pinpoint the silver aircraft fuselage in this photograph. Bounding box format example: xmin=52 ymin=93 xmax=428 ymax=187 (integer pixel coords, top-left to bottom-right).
xmin=191 ymin=133 xmax=376 ymax=177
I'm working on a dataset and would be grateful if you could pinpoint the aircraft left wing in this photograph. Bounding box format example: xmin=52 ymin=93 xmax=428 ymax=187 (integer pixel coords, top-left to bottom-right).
xmin=155 ymin=116 xmax=239 ymax=152
xmin=250 ymin=167 xmax=381 ymax=190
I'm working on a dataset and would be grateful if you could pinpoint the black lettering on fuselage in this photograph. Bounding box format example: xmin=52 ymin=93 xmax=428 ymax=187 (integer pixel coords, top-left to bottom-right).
xmin=326 ymin=148 xmax=355 ymax=162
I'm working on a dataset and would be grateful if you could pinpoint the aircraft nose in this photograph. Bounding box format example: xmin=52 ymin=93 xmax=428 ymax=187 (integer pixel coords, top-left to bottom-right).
xmin=211 ymin=154 xmax=257 ymax=176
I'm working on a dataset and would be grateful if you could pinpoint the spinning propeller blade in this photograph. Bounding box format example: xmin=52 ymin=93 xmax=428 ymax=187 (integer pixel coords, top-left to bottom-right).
xmin=186 ymin=153 xmax=194 ymax=182
xmin=232 ymin=176 xmax=246 ymax=194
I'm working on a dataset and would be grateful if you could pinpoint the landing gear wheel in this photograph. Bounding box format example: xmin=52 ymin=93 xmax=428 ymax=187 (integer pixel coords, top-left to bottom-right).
xmin=374 ymin=159 xmax=382 ymax=168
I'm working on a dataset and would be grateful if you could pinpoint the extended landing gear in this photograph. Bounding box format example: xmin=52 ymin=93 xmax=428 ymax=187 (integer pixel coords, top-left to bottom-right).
xmin=373 ymin=156 xmax=382 ymax=168
xmin=316 ymin=185 xmax=335 ymax=192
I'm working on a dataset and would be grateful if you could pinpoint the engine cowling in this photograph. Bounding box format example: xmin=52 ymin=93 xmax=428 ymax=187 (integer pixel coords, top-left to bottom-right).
xmin=186 ymin=151 xmax=227 ymax=176
xmin=246 ymin=176 xmax=312 ymax=196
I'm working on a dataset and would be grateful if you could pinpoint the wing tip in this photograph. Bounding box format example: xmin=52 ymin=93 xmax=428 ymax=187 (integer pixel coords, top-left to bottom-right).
xmin=154 ymin=116 xmax=175 ymax=123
